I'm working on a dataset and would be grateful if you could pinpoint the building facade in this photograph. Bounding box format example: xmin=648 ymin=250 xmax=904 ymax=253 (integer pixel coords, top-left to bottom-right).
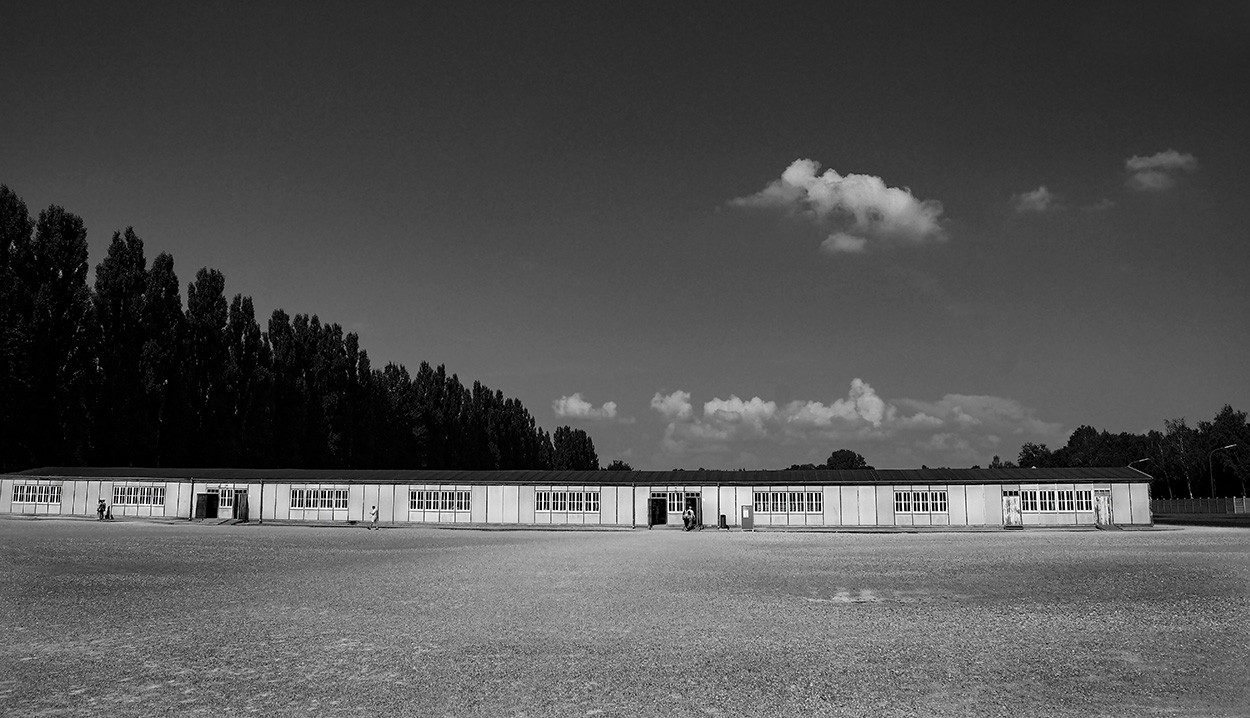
xmin=1 ymin=467 xmax=1152 ymax=528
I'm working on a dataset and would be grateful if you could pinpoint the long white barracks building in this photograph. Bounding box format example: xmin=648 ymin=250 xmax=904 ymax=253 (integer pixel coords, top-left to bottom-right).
xmin=1 ymin=466 xmax=1152 ymax=528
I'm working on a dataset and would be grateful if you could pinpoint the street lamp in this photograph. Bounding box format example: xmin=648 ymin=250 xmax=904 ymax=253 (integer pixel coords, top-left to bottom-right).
xmin=1209 ymin=444 xmax=1237 ymax=498
xmin=1128 ymin=457 xmax=1151 ymax=474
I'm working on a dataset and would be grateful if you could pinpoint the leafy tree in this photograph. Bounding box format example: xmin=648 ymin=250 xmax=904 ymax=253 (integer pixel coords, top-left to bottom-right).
xmin=225 ymin=294 xmax=272 ymax=465
xmin=184 ymin=268 xmax=231 ymax=464
xmin=825 ymin=449 xmax=872 ymax=470
xmin=553 ymin=426 xmax=599 ymax=470
xmin=1017 ymin=442 xmax=1052 ymax=468
xmin=92 ymin=228 xmax=148 ymax=465
xmin=605 ymin=459 xmax=633 ymax=471
xmin=24 ymin=205 xmax=96 ymax=465
xmin=140 ymin=253 xmax=186 ymax=465
xmin=0 ymin=186 xmax=35 ymax=470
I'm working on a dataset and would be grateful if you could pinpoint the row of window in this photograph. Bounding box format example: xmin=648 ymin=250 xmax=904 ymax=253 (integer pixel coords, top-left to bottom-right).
xmin=535 ymin=491 xmax=601 ymax=512
xmin=652 ymin=491 xmax=700 ymax=513
xmin=753 ymin=491 xmax=824 ymax=514
xmin=113 ymin=486 xmax=167 ymax=506
xmin=1022 ymin=489 xmax=1094 ymax=512
xmin=12 ymin=484 xmax=63 ymax=504
xmin=410 ymin=490 xmax=472 ymax=512
xmin=290 ymin=489 xmax=349 ymax=510
xmin=894 ymin=491 xmax=950 ymax=514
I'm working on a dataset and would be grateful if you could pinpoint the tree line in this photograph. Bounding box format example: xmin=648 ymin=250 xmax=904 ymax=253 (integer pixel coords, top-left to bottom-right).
xmin=0 ymin=185 xmax=599 ymax=472
xmin=995 ymin=405 xmax=1249 ymax=498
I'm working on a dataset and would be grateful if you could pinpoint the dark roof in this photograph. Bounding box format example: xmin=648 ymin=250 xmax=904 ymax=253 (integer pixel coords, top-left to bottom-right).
xmin=7 ymin=466 xmax=1149 ymax=486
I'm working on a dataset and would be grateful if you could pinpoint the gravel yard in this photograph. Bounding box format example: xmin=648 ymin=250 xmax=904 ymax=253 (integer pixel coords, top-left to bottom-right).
xmin=2 ymin=520 xmax=1247 ymax=717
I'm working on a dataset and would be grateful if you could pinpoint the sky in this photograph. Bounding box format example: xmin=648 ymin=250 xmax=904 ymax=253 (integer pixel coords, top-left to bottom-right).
xmin=3 ymin=2 xmax=1248 ymax=470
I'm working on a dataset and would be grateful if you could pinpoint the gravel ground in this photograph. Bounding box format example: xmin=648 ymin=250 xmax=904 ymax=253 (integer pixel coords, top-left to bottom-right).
xmin=1 ymin=520 xmax=1247 ymax=717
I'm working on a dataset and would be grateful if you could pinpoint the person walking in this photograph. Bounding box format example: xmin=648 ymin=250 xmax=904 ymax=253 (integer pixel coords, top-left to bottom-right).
xmin=682 ymin=507 xmax=695 ymax=531
xmin=369 ymin=505 xmax=379 ymax=531
xmin=96 ymin=499 xmax=106 ymax=520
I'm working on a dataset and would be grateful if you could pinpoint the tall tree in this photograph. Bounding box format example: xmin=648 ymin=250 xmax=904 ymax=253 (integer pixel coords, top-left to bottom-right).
xmin=140 ymin=252 xmax=186 ymax=465
xmin=184 ymin=268 xmax=230 ymax=465
xmin=553 ymin=426 xmax=599 ymax=470
xmin=0 ymin=186 xmax=35 ymax=470
xmin=225 ymin=294 xmax=272 ymax=465
xmin=25 ymin=205 xmax=96 ymax=465
xmin=92 ymin=228 xmax=148 ymax=465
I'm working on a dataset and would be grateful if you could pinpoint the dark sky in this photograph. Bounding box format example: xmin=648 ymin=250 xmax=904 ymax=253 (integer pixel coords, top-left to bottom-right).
xmin=4 ymin=2 xmax=1248 ymax=468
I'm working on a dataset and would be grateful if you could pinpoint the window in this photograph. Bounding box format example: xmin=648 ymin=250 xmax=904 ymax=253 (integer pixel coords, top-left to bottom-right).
xmin=754 ymin=491 xmax=824 ymax=513
xmin=407 ymin=489 xmax=470 ymax=512
xmin=1021 ymin=490 xmax=1038 ymax=512
xmin=807 ymin=491 xmax=823 ymax=513
xmin=208 ymin=486 xmax=234 ymax=509
xmin=12 ymin=483 xmax=62 ymax=504
xmin=668 ymin=492 xmax=684 ymax=513
xmin=1021 ymin=490 xmax=1062 ymax=512
xmin=1039 ymin=490 xmax=1057 ymax=512
xmin=535 ymin=491 xmax=601 ymax=513
xmin=113 ymin=485 xmax=166 ymax=506
xmin=894 ymin=491 xmax=911 ymax=513
xmin=1057 ymin=490 xmax=1074 ymax=512
xmin=893 ymin=491 xmax=949 ymax=514
xmin=290 ymin=488 xmax=348 ymax=509
xmin=1075 ymin=490 xmax=1093 ymax=512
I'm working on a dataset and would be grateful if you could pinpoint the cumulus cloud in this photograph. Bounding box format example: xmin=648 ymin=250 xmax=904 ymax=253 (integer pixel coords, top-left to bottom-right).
xmin=649 ymin=380 xmax=1064 ymax=465
xmin=1012 ymin=186 xmax=1058 ymax=213
xmin=1125 ymin=150 xmax=1197 ymax=191
xmin=729 ymin=159 xmax=946 ymax=253
xmin=553 ymin=393 xmax=621 ymax=421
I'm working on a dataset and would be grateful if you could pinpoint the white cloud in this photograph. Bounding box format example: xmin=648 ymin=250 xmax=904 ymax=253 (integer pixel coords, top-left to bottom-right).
xmin=1012 ymin=186 xmax=1058 ymax=213
xmin=729 ymin=159 xmax=946 ymax=253
xmin=553 ymin=393 xmax=620 ymax=421
xmin=1125 ymin=150 xmax=1197 ymax=192
xmin=650 ymin=390 xmax=693 ymax=421
xmin=649 ymin=379 xmax=1064 ymax=466
xmin=821 ymin=232 xmax=868 ymax=254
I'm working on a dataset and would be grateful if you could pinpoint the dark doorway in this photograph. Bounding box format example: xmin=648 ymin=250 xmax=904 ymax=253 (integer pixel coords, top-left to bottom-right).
xmin=233 ymin=491 xmax=249 ymax=521
xmin=685 ymin=495 xmax=702 ymax=528
xmin=194 ymin=493 xmax=219 ymax=519
xmin=648 ymin=498 xmax=667 ymax=527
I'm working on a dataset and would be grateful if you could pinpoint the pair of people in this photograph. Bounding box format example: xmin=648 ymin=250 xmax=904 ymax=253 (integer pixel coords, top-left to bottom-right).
xmin=96 ymin=499 xmax=113 ymax=520
xmin=682 ymin=507 xmax=698 ymax=531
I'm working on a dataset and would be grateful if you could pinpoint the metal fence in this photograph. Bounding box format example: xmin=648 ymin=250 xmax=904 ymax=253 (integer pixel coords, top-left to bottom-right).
xmin=1151 ymin=497 xmax=1250 ymax=515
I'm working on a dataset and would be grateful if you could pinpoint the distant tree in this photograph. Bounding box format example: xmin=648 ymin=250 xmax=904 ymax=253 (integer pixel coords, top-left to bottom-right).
xmin=553 ymin=426 xmax=599 ymax=470
xmin=787 ymin=463 xmax=819 ymax=470
xmin=1017 ymin=442 xmax=1052 ymax=468
xmin=989 ymin=455 xmax=1016 ymax=469
xmin=604 ymin=459 xmax=633 ymax=471
xmin=825 ymin=449 xmax=872 ymax=470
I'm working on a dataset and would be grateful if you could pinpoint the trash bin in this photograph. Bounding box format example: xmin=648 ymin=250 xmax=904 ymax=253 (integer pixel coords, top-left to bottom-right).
xmin=718 ymin=514 xmax=728 ymax=530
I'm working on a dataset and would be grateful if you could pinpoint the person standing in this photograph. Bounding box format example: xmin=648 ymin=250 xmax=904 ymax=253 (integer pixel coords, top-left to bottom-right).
xmin=96 ymin=499 xmax=106 ymax=520
xmin=682 ymin=507 xmax=695 ymax=531
xmin=369 ymin=505 xmax=379 ymax=531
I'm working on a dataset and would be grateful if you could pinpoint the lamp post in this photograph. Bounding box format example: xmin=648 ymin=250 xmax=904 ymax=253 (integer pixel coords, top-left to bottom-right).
xmin=1209 ymin=444 xmax=1237 ymax=498
xmin=1128 ymin=457 xmax=1151 ymax=469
